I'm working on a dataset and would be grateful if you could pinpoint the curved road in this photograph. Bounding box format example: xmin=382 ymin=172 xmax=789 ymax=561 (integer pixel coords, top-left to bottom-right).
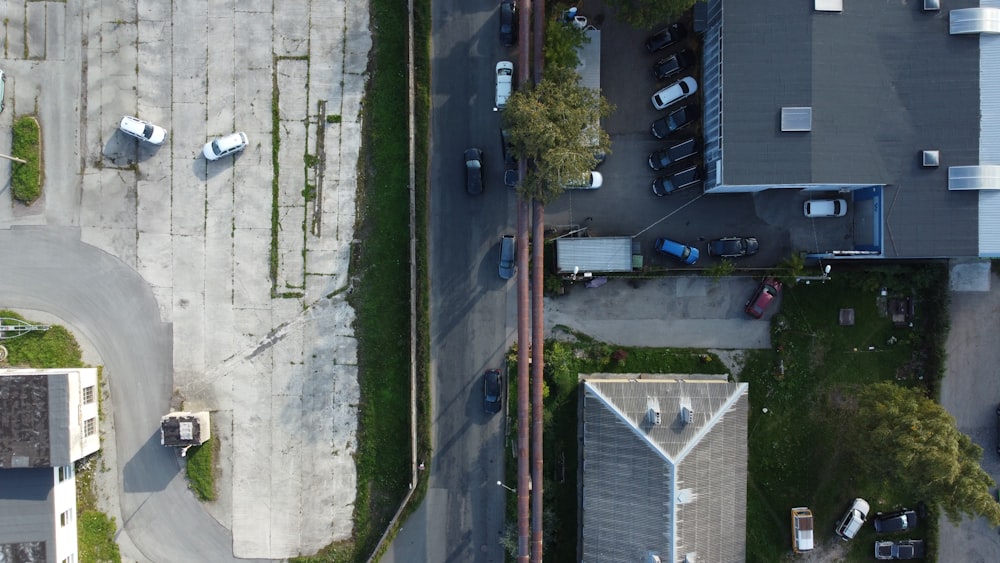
xmin=0 ymin=226 xmax=261 ymax=563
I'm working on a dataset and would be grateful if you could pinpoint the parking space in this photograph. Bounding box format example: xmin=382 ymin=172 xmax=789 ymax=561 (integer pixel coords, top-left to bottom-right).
xmin=544 ymin=2 xmax=855 ymax=270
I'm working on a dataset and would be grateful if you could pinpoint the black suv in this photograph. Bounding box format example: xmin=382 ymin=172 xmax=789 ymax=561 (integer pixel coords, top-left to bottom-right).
xmin=645 ymin=23 xmax=686 ymax=53
xmin=653 ymin=49 xmax=695 ymax=81
xmin=465 ymin=148 xmax=484 ymax=195
xmin=652 ymin=165 xmax=702 ymax=196
xmin=652 ymin=104 xmax=699 ymax=139
xmin=499 ymin=1 xmax=517 ymax=47
xmin=873 ymin=509 xmax=918 ymax=533
xmin=648 ymin=137 xmax=699 ymax=171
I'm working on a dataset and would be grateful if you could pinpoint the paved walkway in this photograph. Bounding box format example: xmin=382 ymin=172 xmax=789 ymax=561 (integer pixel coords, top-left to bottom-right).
xmin=0 ymin=0 xmax=370 ymax=559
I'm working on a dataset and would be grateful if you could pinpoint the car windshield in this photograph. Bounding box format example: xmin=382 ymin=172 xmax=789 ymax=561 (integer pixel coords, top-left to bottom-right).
xmin=210 ymin=140 xmax=222 ymax=155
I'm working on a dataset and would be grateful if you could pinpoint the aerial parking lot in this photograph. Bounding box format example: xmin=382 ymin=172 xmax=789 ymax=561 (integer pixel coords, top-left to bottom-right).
xmin=543 ymin=6 xmax=855 ymax=271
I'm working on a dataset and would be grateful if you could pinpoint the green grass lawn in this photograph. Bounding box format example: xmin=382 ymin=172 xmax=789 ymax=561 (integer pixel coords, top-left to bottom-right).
xmin=743 ymin=264 xmax=948 ymax=562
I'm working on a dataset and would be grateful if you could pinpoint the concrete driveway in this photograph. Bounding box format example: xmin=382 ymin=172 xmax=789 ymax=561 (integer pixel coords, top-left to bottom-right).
xmin=937 ymin=265 xmax=1000 ymax=562
xmin=544 ymin=275 xmax=773 ymax=349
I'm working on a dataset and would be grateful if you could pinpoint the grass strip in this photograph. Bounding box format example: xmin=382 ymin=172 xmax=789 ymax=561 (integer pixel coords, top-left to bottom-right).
xmin=11 ymin=116 xmax=42 ymax=203
xmin=185 ymin=440 xmax=216 ymax=501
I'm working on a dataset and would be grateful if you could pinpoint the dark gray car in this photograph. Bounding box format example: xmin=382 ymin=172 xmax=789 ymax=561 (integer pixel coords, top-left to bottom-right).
xmin=652 ymin=104 xmax=699 ymax=139
xmin=465 ymin=148 xmax=484 ymax=195
xmin=498 ymin=235 xmax=516 ymax=279
xmin=652 ymin=165 xmax=702 ymax=196
xmin=648 ymin=137 xmax=699 ymax=171
xmin=873 ymin=509 xmax=918 ymax=533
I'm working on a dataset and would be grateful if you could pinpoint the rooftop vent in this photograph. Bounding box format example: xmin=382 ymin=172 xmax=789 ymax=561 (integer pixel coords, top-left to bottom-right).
xmin=684 ymin=553 xmax=698 ymax=563
xmin=924 ymin=0 xmax=940 ymax=12
xmin=677 ymin=488 xmax=694 ymax=503
xmin=649 ymin=408 xmax=662 ymax=425
xmin=815 ymin=0 xmax=843 ymax=12
xmin=781 ymin=107 xmax=812 ymax=132
xmin=922 ymin=150 xmax=940 ymax=168
xmin=681 ymin=405 xmax=694 ymax=424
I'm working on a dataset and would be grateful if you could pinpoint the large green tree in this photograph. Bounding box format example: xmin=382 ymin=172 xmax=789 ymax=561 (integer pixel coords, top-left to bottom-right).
xmin=603 ymin=0 xmax=697 ymax=30
xmin=501 ymin=66 xmax=614 ymax=203
xmin=852 ymin=382 xmax=1000 ymax=526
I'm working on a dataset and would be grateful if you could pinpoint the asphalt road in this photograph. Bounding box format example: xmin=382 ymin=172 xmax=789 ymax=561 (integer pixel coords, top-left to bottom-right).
xmin=0 ymin=227 xmax=261 ymax=563
xmin=382 ymin=0 xmax=514 ymax=561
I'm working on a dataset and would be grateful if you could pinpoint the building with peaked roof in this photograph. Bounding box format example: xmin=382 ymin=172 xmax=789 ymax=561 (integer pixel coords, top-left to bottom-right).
xmin=700 ymin=0 xmax=1000 ymax=259
xmin=580 ymin=376 xmax=748 ymax=563
xmin=0 ymin=368 xmax=100 ymax=563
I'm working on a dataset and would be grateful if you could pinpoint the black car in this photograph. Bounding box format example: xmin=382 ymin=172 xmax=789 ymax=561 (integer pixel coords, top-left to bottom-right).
xmin=652 ymin=49 xmax=695 ymax=81
xmin=484 ymin=369 xmax=503 ymax=413
xmin=645 ymin=22 xmax=686 ymax=53
xmin=499 ymin=1 xmax=517 ymax=47
xmin=875 ymin=539 xmax=926 ymax=560
xmin=708 ymin=236 xmax=759 ymax=258
xmin=652 ymin=104 xmax=699 ymax=139
xmin=652 ymin=165 xmax=702 ymax=196
xmin=873 ymin=509 xmax=918 ymax=533
xmin=648 ymin=137 xmax=699 ymax=171
xmin=465 ymin=148 xmax=484 ymax=195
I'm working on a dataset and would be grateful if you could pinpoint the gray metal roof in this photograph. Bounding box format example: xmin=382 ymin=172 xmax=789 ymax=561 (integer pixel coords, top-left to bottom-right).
xmin=720 ymin=0 xmax=982 ymax=257
xmin=0 ymin=375 xmax=52 ymax=468
xmin=0 ymin=468 xmax=55 ymax=562
xmin=581 ymin=377 xmax=748 ymax=563
xmin=555 ymin=236 xmax=634 ymax=273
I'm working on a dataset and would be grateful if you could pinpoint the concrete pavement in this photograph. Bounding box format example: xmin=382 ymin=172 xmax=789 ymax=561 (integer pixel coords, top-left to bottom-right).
xmin=0 ymin=0 xmax=369 ymax=559
xmin=938 ymin=263 xmax=1000 ymax=562
xmin=543 ymin=275 xmax=774 ymax=349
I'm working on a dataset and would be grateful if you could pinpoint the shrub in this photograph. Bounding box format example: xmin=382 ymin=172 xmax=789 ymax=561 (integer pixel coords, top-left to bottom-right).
xmin=11 ymin=116 xmax=42 ymax=204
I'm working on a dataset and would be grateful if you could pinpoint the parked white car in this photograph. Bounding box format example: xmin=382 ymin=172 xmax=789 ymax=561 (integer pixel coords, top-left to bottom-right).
xmin=203 ymin=132 xmax=248 ymax=161
xmin=495 ymin=61 xmax=514 ymax=110
xmin=564 ymin=171 xmax=603 ymax=190
xmin=651 ymin=76 xmax=697 ymax=110
xmin=834 ymin=498 xmax=870 ymax=540
xmin=119 ymin=115 xmax=167 ymax=145
xmin=804 ymin=198 xmax=847 ymax=217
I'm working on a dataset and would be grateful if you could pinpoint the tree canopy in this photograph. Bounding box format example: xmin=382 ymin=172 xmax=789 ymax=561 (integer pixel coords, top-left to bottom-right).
xmin=603 ymin=0 xmax=697 ymax=30
xmin=501 ymin=66 xmax=614 ymax=203
xmin=852 ymin=382 xmax=1000 ymax=526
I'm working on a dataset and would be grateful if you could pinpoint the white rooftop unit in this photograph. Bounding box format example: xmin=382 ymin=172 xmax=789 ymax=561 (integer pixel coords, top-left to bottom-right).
xmin=950 ymin=8 xmax=1000 ymax=35
xmin=555 ymin=236 xmax=636 ymax=274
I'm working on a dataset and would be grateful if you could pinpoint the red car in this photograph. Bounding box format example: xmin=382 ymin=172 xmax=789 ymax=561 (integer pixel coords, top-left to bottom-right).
xmin=745 ymin=277 xmax=783 ymax=318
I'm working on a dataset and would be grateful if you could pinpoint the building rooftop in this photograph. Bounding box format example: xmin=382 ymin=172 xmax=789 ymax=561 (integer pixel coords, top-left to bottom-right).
xmin=720 ymin=0 xmax=982 ymax=257
xmin=0 ymin=468 xmax=55 ymax=560
xmin=0 ymin=375 xmax=54 ymax=468
xmin=580 ymin=377 xmax=748 ymax=563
